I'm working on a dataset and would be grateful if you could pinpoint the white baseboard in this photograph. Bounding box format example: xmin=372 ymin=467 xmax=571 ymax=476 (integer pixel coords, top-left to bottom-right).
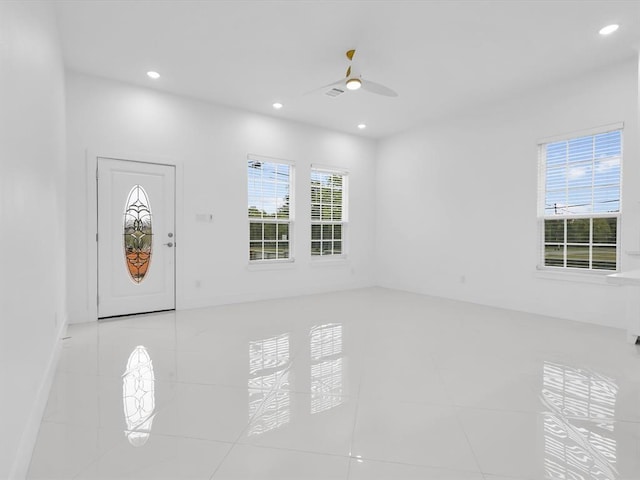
xmin=375 ymin=279 xmax=629 ymax=331
xmin=67 ymin=307 xmax=93 ymax=324
xmin=181 ymin=280 xmax=376 ymax=310
xmin=9 ymin=314 xmax=67 ymax=479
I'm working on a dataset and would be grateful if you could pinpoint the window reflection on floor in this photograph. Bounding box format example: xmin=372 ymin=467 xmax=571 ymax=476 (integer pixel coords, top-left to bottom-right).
xmin=122 ymin=345 xmax=156 ymax=446
xmin=247 ymin=333 xmax=291 ymax=436
xmin=310 ymin=324 xmax=344 ymax=414
xmin=541 ymin=361 xmax=619 ymax=480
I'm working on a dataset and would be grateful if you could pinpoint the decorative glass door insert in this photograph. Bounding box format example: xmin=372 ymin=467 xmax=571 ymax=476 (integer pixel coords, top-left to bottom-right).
xmin=123 ymin=185 xmax=153 ymax=283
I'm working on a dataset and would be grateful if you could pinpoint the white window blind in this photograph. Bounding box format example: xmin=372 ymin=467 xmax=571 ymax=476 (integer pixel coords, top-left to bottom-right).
xmin=310 ymin=168 xmax=347 ymax=257
xmin=539 ymin=128 xmax=622 ymax=271
xmin=248 ymin=156 xmax=293 ymax=262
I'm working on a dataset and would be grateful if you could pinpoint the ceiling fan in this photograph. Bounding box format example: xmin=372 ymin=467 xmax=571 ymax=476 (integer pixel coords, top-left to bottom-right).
xmin=315 ymin=49 xmax=398 ymax=98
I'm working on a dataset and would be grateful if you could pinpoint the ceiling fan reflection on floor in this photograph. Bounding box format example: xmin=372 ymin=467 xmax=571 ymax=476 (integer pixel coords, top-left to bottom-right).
xmin=312 ymin=49 xmax=398 ymax=98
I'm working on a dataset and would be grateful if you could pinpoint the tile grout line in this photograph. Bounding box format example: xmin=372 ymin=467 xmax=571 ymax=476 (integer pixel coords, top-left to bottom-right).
xmin=429 ymin=349 xmax=486 ymax=477
xmin=345 ymin=369 xmax=365 ymax=480
xmin=209 ymin=367 xmax=283 ymax=480
xmin=207 ymin=442 xmax=235 ymax=480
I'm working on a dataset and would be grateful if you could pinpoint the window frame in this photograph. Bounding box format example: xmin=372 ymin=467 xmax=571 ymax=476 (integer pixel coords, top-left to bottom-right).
xmin=310 ymin=166 xmax=348 ymax=260
xmin=247 ymin=154 xmax=295 ymax=264
xmin=537 ymin=124 xmax=623 ymax=274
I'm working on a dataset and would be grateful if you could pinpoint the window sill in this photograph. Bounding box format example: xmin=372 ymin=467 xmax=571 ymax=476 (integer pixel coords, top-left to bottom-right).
xmin=247 ymin=259 xmax=296 ymax=271
xmin=310 ymin=256 xmax=349 ymax=267
xmin=534 ymin=266 xmax=618 ymax=285
xmin=606 ymin=269 xmax=640 ymax=286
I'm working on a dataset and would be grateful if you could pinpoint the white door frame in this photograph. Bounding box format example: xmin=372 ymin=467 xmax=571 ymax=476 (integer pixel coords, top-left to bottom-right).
xmin=84 ymin=150 xmax=184 ymax=322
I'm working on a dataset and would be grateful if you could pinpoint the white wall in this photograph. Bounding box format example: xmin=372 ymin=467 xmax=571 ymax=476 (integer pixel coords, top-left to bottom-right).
xmin=0 ymin=1 xmax=67 ymax=478
xmin=376 ymin=59 xmax=639 ymax=329
xmin=66 ymin=72 xmax=377 ymax=323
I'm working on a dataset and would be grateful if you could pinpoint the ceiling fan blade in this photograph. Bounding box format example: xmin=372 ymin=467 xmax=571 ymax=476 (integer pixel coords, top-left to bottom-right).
xmin=360 ymin=79 xmax=398 ymax=97
xmin=303 ymin=78 xmax=345 ymax=95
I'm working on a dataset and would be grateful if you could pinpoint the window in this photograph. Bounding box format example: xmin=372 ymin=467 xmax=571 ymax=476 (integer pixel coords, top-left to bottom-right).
xmin=248 ymin=156 xmax=293 ymax=262
xmin=311 ymin=168 xmax=347 ymax=257
xmin=539 ymin=127 xmax=622 ymax=271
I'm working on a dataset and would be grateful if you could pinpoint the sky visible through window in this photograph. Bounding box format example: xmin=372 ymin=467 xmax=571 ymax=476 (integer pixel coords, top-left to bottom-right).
xmin=545 ymin=131 xmax=621 ymax=216
xmin=248 ymin=160 xmax=290 ymax=217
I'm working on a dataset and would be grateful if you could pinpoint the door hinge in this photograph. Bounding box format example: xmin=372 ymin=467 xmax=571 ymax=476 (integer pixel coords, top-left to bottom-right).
xmin=96 ymin=233 xmax=98 ymax=242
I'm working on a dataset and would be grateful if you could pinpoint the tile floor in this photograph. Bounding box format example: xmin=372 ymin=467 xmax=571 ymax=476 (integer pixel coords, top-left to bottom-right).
xmin=27 ymin=288 xmax=640 ymax=479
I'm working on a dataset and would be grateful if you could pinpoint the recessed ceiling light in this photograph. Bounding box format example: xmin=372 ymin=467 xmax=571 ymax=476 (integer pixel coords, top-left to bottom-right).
xmin=599 ymin=24 xmax=619 ymax=35
xmin=346 ymin=78 xmax=362 ymax=91
xmin=147 ymin=71 xmax=160 ymax=79
xmin=357 ymin=124 xmax=366 ymax=130
xmin=272 ymin=102 xmax=283 ymax=109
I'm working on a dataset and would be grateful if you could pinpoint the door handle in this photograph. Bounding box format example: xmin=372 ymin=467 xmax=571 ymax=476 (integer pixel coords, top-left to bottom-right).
xmin=163 ymin=242 xmax=174 ymax=247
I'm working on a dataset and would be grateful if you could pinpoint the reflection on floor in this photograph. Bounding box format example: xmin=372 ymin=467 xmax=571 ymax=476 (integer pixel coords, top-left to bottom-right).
xmin=122 ymin=346 xmax=156 ymax=447
xmin=248 ymin=333 xmax=291 ymax=437
xmin=310 ymin=323 xmax=345 ymax=414
xmin=542 ymin=362 xmax=619 ymax=480
xmin=27 ymin=288 xmax=640 ymax=479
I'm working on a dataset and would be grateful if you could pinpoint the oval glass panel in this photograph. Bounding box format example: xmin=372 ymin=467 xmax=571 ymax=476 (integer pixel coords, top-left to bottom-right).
xmin=123 ymin=185 xmax=153 ymax=284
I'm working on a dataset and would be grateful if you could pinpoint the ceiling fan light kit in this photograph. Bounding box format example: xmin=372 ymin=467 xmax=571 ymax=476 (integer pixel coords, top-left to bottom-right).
xmin=346 ymin=78 xmax=362 ymax=90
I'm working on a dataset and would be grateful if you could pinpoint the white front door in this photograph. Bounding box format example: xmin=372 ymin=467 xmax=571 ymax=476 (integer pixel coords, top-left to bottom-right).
xmin=97 ymin=158 xmax=175 ymax=318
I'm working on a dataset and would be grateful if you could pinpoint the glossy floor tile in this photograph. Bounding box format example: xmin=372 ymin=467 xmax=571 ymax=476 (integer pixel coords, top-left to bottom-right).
xmin=348 ymin=458 xmax=485 ymax=480
xmin=28 ymin=288 xmax=640 ymax=479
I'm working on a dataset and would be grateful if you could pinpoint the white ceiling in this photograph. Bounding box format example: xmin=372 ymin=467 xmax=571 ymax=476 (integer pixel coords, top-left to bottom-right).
xmin=55 ymin=0 xmax=640 ymax=138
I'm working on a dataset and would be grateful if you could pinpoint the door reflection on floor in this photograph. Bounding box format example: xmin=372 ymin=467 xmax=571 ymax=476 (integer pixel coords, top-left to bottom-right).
xmin=122 ymin=345 xmax=156 ymax=446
